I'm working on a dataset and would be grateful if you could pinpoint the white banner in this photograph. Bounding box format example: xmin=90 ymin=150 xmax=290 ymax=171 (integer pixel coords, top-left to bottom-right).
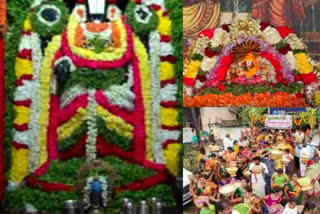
xmin=265 ymin=115 xmax=292 ymax=129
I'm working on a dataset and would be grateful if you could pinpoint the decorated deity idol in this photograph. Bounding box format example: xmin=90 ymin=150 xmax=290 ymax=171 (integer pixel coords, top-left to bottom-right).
xmin=7 ymin=0 xmax=180 ymax=212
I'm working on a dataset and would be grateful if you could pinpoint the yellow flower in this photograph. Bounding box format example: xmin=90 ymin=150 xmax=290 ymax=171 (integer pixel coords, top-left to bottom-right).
xmin=160 ymin=62 xmax=175 ymax=80
xmin=14 ymin=106 xmax=30 ymax=125
xmin=58 ymin=108 xmax=87 ymax=141
xmin=160 ymin=107 xmax=178 ymax=126
xmin=15 ymin=58 xmax=33 ymax=78
xmin=38 ymin=35 xmax=62 ymax=165
xmin=184 ymin=60 xmax=200 ymax=79
xmin=96 ymin=106 xmax=133 ymax=139
xmin=164 ymin=143 xmax=182 ymax=177
xmin=9 ymin=148 xmax=29 ymax=182
xmin=295 ymin=53 xmax=313 ymax=74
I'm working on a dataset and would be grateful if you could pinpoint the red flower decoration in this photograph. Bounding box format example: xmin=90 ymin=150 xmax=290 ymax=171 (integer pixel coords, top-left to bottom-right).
xmin=296 ymin=92 xmax=303 ymax=98
xmin=183 ymin=77 xmax=195 ymax=86
xmin=217 ymin=84 xmax=226 ymax=91
xmin=204 ymin=48 xmax=217 ymax=58
xmin=215 ymin=55 xmax=232 ymax=81
xmin=196 ymin=74 xmax=207 ymax=82
xmin=278 ymin=44 xmax=292 ymax=55
xmin=276 ymin=26 xmax=295 ymax=38
xmin=260 ymin=22 xmax=270 ymax=31
xmin=301 ymin=72 xmax=318 ymax=85
xmin=221 ymin=24 xmax=230 ymax=32
xmin=198 ymin=28 xmax=215 ymax=39
xmin=294 ymin=74 xmax=302 ymax=82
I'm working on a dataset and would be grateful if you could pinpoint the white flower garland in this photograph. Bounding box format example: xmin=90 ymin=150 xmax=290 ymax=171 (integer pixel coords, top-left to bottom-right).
xmin=159 ymin=42 xmax=173 ymax=56
xmin=160 ymin=130 xmax=180 ymax=143
xmin=104 ymin=64 xmax=135 ymax=111
xmin=60 ymin=85 xmax=87 ymax=108
xmin=86 ymin=90 xmax=98 ymax=162
xmin=159 ymin=83 xmax=177 ymax=101
xmin=149 ymin=30 xmax=163 ymax=163
xmin=28 ymin=32 xmax=43 ymax=172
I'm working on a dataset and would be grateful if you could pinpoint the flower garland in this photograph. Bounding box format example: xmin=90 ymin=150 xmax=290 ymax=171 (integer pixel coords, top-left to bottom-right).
xmin=85 ymin=90 xmax=98 ymax=162
xmin=293 ymin=109 xmax=317 ymax=129
xmin=183 ymin=92 xmax=308 ymax=107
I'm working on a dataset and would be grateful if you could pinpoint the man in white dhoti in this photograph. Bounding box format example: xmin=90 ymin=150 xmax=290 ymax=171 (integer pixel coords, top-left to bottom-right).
xmin=249 ymin=156 xmax=269 ymax=198
xmin=300 ymin=144 xmax=311 ymax=177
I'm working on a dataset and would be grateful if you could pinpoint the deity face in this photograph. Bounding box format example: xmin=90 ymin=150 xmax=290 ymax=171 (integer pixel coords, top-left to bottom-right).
xmin=304 ymin=83 xmax=317 ymax=104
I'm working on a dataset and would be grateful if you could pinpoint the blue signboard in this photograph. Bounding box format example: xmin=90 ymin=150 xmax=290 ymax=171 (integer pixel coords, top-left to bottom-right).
xmin=268 ymin=107 xmax=307 ymax=115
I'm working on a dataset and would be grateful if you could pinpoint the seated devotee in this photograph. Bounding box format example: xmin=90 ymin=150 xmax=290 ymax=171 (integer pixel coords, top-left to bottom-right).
xmin=271 ymin=168 xmax=289 ymax=189
xmin=262 ymin=187 xmax=284 ymax=214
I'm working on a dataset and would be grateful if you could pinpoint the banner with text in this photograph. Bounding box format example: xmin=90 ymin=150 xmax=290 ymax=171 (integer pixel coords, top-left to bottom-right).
xmin=265 ymin=115 xmax=292 ymax=129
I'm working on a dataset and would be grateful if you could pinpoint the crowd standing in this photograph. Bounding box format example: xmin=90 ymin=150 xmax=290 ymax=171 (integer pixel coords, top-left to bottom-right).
xmin=189 ymin=128 xmax=320 ymax=214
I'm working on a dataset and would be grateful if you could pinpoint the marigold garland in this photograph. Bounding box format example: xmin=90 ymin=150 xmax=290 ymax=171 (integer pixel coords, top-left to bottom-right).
xmin=183 ymin=92 xmax=308 ymax=107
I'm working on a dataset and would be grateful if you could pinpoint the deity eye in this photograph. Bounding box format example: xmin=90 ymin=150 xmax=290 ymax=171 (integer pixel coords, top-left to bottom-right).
xmin=31 ymin=1 xmax=69 ymax=37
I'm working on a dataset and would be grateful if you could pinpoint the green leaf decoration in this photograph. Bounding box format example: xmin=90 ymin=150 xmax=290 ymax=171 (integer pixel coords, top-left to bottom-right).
xmin=125 ymin=3 xmax=159 ymax=35
xmin=31 ymin=1 xmax=69 ymax=38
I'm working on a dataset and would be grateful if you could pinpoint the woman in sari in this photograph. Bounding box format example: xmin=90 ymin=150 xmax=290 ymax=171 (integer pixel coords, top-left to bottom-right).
xmin=219 ymin=172 xmax=238 ymax=186
xmin=193 ymin=174 xmax=219 ymax=210
xmin=225 ymin=147 xmax=237 ymax=163
xmin=236 ymin=153 xmax=248 ymax=179
xmin=262 ymin=187 xmax=284 ymax=214
xmin=242 ymin=186 xmax=262 ymax=214
xmin=283 ymin=174 xmax=302 ymax=205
